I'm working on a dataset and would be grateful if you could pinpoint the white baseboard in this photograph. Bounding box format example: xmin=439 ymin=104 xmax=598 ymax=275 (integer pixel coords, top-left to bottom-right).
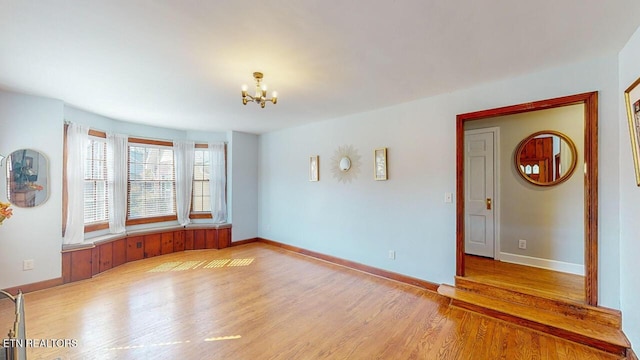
xmin=499 ymin=252 xmax=584 ymax=276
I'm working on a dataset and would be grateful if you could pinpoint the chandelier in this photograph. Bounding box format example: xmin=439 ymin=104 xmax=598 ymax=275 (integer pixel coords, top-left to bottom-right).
xmin=241 ymin=72 xmax=278 ymax=108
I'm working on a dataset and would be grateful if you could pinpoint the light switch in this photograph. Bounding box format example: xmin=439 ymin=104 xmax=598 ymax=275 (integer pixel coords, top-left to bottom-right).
xmin=444 ymin=192 xmax=453 ymax=203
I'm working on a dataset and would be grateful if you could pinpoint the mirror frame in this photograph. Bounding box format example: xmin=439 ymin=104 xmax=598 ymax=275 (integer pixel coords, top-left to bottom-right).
xmin=514 ymin=130 xmax=578 ymax=187
xmin=456 ymin=92 xmax=598 ymax=306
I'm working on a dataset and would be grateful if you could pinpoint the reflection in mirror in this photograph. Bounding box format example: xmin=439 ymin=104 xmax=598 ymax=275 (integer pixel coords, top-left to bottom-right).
xmin=515 ymin=131 xmax=577 ymax=186
xmin=339 ymin=156 xmax=351 ymax=172
xmin=6 ymin=149 xmax=48 ymax=208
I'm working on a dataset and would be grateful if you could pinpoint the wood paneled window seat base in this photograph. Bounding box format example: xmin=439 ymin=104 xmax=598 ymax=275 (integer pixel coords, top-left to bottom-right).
xmin=61 ymin=224 xmax=231 ymax=284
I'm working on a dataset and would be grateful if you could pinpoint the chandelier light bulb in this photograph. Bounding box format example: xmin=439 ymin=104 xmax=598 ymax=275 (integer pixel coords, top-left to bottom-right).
xmin=241 ymin=84 xmax=248 ymax=91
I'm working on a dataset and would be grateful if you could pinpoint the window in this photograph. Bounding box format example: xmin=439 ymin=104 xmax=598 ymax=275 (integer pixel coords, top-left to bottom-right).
xmin=66 ymin=130 xmax=225 ymax=232
xmin=84 ymin=133 xmax=109 ymax=231
xmin=192 ymin=148 xmax=211 ymax=213
xmin=127 ymin=141 xmax=176 ymax=224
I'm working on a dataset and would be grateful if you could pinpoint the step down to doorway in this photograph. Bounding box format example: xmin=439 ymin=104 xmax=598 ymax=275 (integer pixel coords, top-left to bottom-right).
xmin=437 ymin=283 xmax=631 ymax=357
xmin=454 ymin=276 xmax=622 ymax=328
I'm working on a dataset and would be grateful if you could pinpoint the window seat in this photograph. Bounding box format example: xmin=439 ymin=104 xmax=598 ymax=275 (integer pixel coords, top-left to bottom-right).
xmin=61 ymin=223 xmax=232 ymax=284
xmin=62 ymin=223 xmax=231 ymax=251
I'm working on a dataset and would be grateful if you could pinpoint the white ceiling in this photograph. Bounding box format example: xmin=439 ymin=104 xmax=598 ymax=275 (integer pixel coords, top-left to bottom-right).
xmin=1 ymin=1 xmax=639 ymax=134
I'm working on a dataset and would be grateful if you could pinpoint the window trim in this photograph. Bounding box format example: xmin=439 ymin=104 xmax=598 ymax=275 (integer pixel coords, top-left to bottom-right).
xmin=63 ymin=127 xmax=111 ymax=233
xmin=125 ymin=137 xmax=178 ymax=226
xmin=190 ymin=143 xmax=213 ymax=219
xmin=189 ymin=143 xmax=227 ymax=220
xmin=83 ymin=130 xmax=110 ymax=232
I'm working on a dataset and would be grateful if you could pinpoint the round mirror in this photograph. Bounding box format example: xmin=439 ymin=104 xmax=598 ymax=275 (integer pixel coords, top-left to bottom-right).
xmin=339 ymin=156 xmax=351 ymax=172
xmin=515 ymin=130 xmax=577 ymax=186
xmin=6 ymin=149 xmax=48 ymax=207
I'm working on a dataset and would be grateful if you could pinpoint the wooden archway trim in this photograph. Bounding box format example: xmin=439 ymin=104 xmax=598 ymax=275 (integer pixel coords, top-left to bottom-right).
xmin=455 ymin=91 xmax=598 ymax=306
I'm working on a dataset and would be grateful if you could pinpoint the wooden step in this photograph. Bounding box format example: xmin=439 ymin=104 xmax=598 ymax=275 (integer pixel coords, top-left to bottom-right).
xmin=455 ymin=276 xmax=622 ymax=328
xmin=437 ymin=284 xmax=631 ymax=357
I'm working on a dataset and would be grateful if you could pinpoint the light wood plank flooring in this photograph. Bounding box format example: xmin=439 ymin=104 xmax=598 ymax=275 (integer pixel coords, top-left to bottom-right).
xmin=0 ymin=244 xmax=618 ymax=359
xmin=464 ymin=254 xmax=585 ymax=303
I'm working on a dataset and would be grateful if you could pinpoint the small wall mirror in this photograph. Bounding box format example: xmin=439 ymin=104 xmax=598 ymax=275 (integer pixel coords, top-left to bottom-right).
xmin=6 ymin=149 xmax=48 ymax=207
xmin=339 ymin=156 xmax=352 ymax=172
xmin=515 ymin=130 xmax=577 ymax=186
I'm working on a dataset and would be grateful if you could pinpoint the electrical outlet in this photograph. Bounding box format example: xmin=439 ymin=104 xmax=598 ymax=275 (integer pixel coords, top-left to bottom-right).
xmin=388 ymin=250 xmax=396 ymax=260
xmin=23 ymin=259 xmax=34 ymax=271
xmin=518 ymin=239 xmax=527 ymax=250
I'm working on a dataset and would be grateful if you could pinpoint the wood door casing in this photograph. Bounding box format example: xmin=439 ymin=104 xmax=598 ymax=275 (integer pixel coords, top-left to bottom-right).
xmin=456 ymin=91 xmax=598 ymax=306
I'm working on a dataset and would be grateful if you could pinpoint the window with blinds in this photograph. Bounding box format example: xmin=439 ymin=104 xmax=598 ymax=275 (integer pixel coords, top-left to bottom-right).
xmin=84 ymin=137 xmax=109 ymax=225
xmin=127 ymin=144 xmax=176 ymax=221
xmin=192 ymin=148 xmax=211 ymax=212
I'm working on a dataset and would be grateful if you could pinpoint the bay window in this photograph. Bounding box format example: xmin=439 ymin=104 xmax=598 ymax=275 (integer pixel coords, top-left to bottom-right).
xmin=65 ymin=124 xmax=226 ymax=243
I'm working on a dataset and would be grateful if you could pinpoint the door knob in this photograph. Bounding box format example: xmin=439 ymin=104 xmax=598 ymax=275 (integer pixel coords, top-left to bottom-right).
xmin=486 ymin=198 xmax=492 ymax=210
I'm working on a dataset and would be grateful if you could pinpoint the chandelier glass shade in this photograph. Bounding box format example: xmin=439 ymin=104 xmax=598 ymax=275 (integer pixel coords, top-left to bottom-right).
xmin=241 ymin=72 xmax=277 ymax=108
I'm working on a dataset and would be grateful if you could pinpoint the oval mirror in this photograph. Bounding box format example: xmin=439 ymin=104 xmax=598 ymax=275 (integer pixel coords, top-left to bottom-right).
xmin=6 ymin=149 xmax=48 ymax=207
xmin=339 ymin=156 xmax=351 ymax=172
xmin=515 ymin=130 xmax=577 ymax=186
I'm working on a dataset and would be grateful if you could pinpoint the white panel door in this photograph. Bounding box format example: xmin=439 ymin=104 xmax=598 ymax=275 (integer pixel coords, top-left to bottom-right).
xmin=464 ymin=130 xmax=495 ymax=258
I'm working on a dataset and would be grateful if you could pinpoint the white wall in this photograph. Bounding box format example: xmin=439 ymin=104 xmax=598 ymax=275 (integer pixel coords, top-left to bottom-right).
xmin=229 ymin=131 xmax=258 ymax=241
xmin=0 ymin=90 xmax=64 ymax=289
xmin=65 ymin=105 xmax=228 ymax=144
xmin=65 ymin=106 xmax=186 ymax=140
xmin=259 ymin=54 xmax=621 ymax=307
xmin=618 ymin=24 xmax=640 ymax=351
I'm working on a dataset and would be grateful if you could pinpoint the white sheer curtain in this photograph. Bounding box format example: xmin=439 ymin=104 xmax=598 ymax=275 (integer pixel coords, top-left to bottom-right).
xmin=107 ymin=133 xmax=128 ymax=233
xmin=174 ymin=140 xmax=195 ymax=226
xmin=63 ymin=123 xmax=89 ymax=245
xmin=210 ymin=142 xmax=227 ymax=223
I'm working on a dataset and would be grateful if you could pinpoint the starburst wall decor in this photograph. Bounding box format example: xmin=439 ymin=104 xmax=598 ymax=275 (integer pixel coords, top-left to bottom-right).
xmin=331 ymin=145 xmax=361 ymax=184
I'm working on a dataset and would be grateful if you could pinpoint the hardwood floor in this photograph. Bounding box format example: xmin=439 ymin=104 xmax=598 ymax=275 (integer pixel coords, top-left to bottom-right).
xmin=0 ymin=244 xmax=621 ymax=359
xmin=464 ymin=254 xmax=585 ymax=303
